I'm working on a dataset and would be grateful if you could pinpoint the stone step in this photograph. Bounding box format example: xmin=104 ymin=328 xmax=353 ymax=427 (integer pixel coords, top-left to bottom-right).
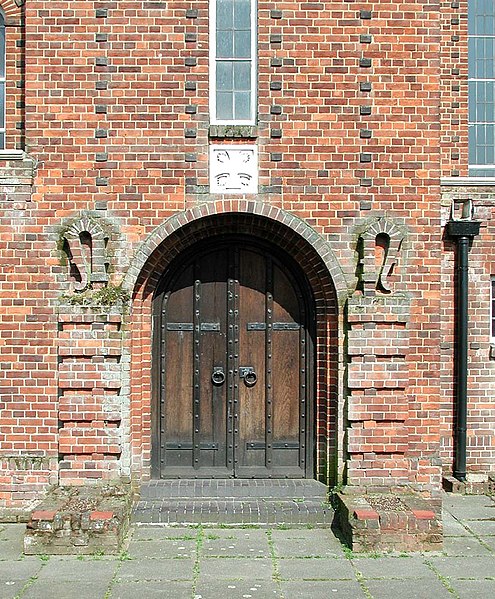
xmin=133 ymin=480 xmax=332 ymax=527
xmin=132 ymin=499 xmax=333 ymax=527
xmin=138 ymin=479 xmax=328 ymax=500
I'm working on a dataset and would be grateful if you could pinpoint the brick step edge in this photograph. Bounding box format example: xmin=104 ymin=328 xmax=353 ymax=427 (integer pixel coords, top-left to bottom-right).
xmin=23 ymin=484 xmax=133 ymax=555
xmin=334 ymin=490 xmax=443 ymax=553
xmin=139 ymin=481 xmax=328 ymax=500
xmin=133 ymin=500 xmax=332 ymax=510
xmin=442 ymin=475 xmax=495 ymax=495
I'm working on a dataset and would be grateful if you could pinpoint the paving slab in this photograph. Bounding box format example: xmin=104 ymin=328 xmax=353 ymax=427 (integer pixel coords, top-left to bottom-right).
xmin=34 ymin=558 xmax=117 ymax=582
xmin=428 ymin=555 xmax=495 ymax=579
xmin=117 ymin=557 xmax=195 ymax=581
xmin=449 ymin=578 xmax=495 ymax=598
xmin=127 ymin=538 xmax=196 ymax=558
xmin=441 ymin=513 xmax=471 ymax=536
xmin=270 ymin=535 xmax=345 ymax=558
xmin=0 ymin=524 xmax=25 ymax=560
xmin=0 ymin=559 xmax=42 ymax=598
xmin=443 ymin=495 xmax=495 ymax=521
xmin=0 ymin=559 xmax=43 ymax=582
xmin=202 ymin=528 xmax=269 ymax=541
xmin=478 ymin=535 xmax=495 ymax=552
xmin=270 ymin=528 xmax=339 ymax=543
xmin=278 ymin=557 xmax=356 ymax=580
xmin=110 ymin=580 xmax=193 ymax=599
xmin=462 ymin=518 xmax=495 ymax=535
xmin=197 ymin=557 xmax=273 ymax=581
xmin=131 ymin=527 xmax=198 ymax=541
xmin=194 ymin=580 xmax=282 ymax=599
xmin=442 ymin=534 xmax=493 ymax=556
xmin=202 ymin=533 xmax=271 ymax=557
xmin=280 ymin=579 xmax=366 ymax=598
xmin=365 ymin=578 xmax=453 ymax=599
xmin=22 ymin=579 xmax=111 ymax=599
xmin=351 ymin=556 xmax=435 ymax=580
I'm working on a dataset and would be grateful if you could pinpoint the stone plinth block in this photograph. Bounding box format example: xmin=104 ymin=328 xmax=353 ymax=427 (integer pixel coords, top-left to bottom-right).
xmin=24 ymin=484 xmax=131 ymax=555
xmin=335 ymin=489 xmax=442 ymax=553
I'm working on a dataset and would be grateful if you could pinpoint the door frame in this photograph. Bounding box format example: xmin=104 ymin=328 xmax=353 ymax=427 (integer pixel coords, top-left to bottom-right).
xmin=151 ymin=234 xmax=316 ymax=479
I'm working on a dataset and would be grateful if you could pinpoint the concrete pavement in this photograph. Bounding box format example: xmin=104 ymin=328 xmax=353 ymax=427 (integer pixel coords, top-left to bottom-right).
xmin=1 ymin=493 xmax=495 ymax=599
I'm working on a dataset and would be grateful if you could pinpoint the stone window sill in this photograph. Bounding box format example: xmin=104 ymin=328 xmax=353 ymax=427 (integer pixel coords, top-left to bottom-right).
xmin=209 ymin=125 xmax=258 ymax=139
xmin=442 ymin=177 xmax=495 ymax=186
xmin=0 ymin=150 xmax=26 ymax=160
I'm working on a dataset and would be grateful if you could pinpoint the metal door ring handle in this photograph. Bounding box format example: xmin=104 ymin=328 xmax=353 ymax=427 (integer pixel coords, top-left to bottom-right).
xmin=244 ymin=371 xmax=257 ymax=387
xmin=212 ymin=369 xmax=226 ymax=385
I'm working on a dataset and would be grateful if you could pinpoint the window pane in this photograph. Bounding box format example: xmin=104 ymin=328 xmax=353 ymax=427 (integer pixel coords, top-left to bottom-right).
xmin=0 ymin=132 xmax=4 ymax=150
xmin=469 ymin=126 xmax=477 ymax=163
xmin=470 ymin=167 xmax=495 ymax=176
xmin=212 ymin=0 xmax=254 ymax=123
xmin=469 ymin=82 xmax=477 ymax=121
xmin=217 ymin=62 xmax=233 ymax=91
xmin=469 ymin=0 xmax=495 ymax=35
xmin=234 ymin=62 xmax=251 ymax=91
xmin=216 ymin=0 xmax=233 ymax=29
xmin=469 ymin=124 xmax=495 ymax=165
xmin=235 ymin=0 xmax=251 ymax=29
xmin=216 ymin=91 xmax=233 ymax=120
xmin=234 ymin=30 xmax=251 ymax=58
xmin=234 ymin=92 xmax=251 ymax=121
xmin=470 ymin=81 xmax=495 ymax=122
xmin=217 ymin=31 xmax=234 ymax=58
xmin=469 ymin=1 xmax=495 ymax=175
xmin=469 ymin=38 xmax=495 ymax=79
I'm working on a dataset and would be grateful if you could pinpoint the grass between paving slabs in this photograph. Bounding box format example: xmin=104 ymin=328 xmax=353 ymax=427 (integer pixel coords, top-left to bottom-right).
xmin=190 ymin=527 xmax=281 ymax=596
xmin=424 ymin=559 xmax=460 ymax=598
xmin=12 ymin=556 xmax=46 ymax=599
xmin=191 ymin=527 xmax=204 ymax=597
xmin=266 ymin=529 xmax=282 ymax=585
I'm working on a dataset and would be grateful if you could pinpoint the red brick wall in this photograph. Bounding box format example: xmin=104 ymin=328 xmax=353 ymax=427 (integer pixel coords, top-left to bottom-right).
xmin=0 ymin=1 xmax=447 ymax=507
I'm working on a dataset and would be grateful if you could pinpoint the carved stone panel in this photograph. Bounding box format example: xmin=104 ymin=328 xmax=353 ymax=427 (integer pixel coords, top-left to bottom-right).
xmin=61 ymin=215 xmax=109 ymax=291
xmin=210 ymin=145 xmax=258 ymax=194
xmin=357 ymin=218 xmax=407 ymax=295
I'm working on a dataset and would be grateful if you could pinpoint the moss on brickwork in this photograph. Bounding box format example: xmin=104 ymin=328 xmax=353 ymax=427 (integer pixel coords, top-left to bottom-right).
xmin=60 ymin=284 xmax=130 ymax=307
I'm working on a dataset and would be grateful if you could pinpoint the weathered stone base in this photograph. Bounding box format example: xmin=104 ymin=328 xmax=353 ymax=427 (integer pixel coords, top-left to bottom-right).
xmin=443 ymin=475 xmax=495 ymax=495
xmin=24 ymin=484 xmax=132 ymax=555
xmin=0 ymin=500 xmax=38 ymax=523
xmin=335 ymin=489 xmax=443 ymax=552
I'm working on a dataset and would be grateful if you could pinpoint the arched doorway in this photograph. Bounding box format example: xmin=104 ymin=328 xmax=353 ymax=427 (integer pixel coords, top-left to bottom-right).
xmin=152 ymin=235 xmax=315 ymax=479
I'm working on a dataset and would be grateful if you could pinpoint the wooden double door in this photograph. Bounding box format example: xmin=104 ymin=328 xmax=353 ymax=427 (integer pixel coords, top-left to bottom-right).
xmin=153 ymin=238 xmax=313 ymax=478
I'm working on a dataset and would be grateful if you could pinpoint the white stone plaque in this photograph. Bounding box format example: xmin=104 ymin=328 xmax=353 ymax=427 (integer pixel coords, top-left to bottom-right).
xmin=210 ymin=145 xmax=258 ymax=194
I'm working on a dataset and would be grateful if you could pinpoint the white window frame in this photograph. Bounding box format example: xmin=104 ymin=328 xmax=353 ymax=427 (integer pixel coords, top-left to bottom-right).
xmin=209 ymin=0 xmax=257 ymax=125
xmin=468 ymin=1 xmax=495 ymax=177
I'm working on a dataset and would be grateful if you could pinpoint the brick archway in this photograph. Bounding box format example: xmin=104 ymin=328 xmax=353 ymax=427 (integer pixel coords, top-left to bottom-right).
xmin=123 ymin=201 xmax=350 ymax=303
xmin=125 ymin=203 xmax=346 ymax=485
xmin=0 ymin=1 xmax=24 ymax=22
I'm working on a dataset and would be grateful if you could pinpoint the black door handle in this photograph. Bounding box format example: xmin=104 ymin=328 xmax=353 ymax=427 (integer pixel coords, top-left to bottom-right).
xmin=212 ymin=367 xmax=226 ymax=385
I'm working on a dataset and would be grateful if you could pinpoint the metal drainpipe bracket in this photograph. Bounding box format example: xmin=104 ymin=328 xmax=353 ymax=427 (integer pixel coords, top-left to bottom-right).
xmin=445 ymin=220 xmax=481 ymax=238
